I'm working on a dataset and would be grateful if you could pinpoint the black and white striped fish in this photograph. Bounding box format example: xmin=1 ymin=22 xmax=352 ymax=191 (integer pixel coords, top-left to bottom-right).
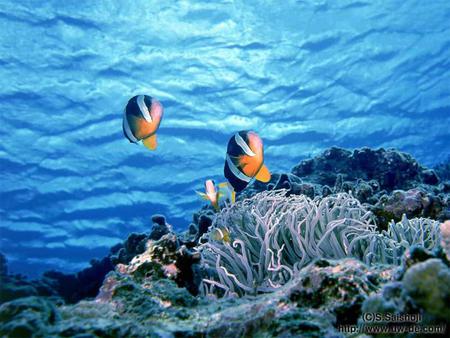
xmin=122 ymin=95 xmax=163 ymax=150
xmin=224 ymin=130 xmax=271 ymax=192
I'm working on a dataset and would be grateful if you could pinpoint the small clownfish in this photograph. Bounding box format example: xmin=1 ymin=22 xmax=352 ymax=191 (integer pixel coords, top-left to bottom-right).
xmin=210 ymin=227 xmax=231 ymax=243
xmin=123 ymin=95 xmax=163 ymax=150
xmin=196 ymin=179 xmax=221 ymax=211
xmin=224 ymin=130 xmax=271 ymax=192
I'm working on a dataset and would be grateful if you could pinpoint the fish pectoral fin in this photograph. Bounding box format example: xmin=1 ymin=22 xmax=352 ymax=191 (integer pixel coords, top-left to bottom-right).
xmin=196 ymin=191 xmax=210 ymax=200
xmin=231 ymin=190 xmax=236 ymax=203
xmin=143 ymin=134 xmax=158 ymax=150
xmin=255 ymin=164 xmax=271 ymax=183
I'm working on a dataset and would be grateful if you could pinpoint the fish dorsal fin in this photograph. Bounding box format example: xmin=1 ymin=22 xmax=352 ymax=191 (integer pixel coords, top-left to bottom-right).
xmin=255 ymin=164 xmax=271 ymax=183
xmin=143 ymin=134 xmax=157 ymax=150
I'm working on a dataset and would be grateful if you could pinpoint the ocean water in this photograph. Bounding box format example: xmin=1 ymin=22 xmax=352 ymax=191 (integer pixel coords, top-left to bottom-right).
xmin=0 ymin=0 xmax=449 ymax=277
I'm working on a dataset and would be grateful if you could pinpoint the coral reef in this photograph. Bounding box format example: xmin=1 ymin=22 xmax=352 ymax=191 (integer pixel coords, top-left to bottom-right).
xmin=359 ymin=245 xmax=450 ymax=335
xmin=0 ymin=253 xmax=58 ymax=304
xmin=0 ymin=255 xmax=392 ymax=337
xmin=291 ymin=147 xmax=434 ymax=190
xmin=3 ymin=242 xmax=447 ymax=337
xmin=243 ymin=147 xmax=449 ymax=228
xmin=41 ymin=256 xmax=114 ymax=304
xmin=1 ymin=147 xmax=449 ymax=337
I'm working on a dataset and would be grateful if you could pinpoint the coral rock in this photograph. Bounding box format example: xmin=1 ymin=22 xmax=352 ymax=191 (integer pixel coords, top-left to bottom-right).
xmin=402 ymin=258 xmax=450 ymax=320
xmin=292 ymin=147 xmax=430 ymax=191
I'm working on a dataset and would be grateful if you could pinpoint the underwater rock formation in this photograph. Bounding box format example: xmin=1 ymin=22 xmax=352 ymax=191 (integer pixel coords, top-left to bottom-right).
xmin=0 ymin=253 xmax=58 ymax=304
xmin=291 ymin=147 xmax=434 ymax=190
xmin=0 ymin=214 xmax=175 ymax=306
xmin=243 ymin=147 xmax=449 ymax=228
xmin=0 ymin=296 xmax=60 ymax=337
xmin=3 ymin=244 xmax=448 ymax=337
xmin=0 ymin=257 xmax=391 ymax=337
xmin=41 ymin=256 xmax=114 ymax=304
xmin=1 ymin=147 xmax=449 ymax=337
xmin=359 ymin=245 xmax=450 ymax=334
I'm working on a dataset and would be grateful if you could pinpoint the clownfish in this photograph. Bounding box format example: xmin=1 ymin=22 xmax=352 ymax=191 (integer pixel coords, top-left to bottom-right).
xmin=122 ymin=95 xmax=163 ymax=150
xmin=196 ymin=179 xmax=221 ymax=211
xmin=210 ymin=227 xmax=231 ymax=243
xmin=224 ymin=130 xmax=271 ymax=192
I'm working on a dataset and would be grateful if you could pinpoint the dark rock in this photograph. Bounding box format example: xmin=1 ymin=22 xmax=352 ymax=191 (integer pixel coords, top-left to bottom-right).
xmin=296 ymin=183 xmax=316 ymax=198
xmin=322 ymin=185 xmax=333 ymax=197
xmin=0 ymin=265 xmax=57 ymax=304
xmin=0 ymin=297 xmax=59 ymax=337
xmin=151 ymin=214 xmax=166 ymax=226
xmin=148 ymin=215 xmax=172 ymax=241
xmin=197 ymin=214 xmax=213 ymax=239
xmin=422 ymin=169 xmax=440 ymax=185
xmin=355 ymin=181 xmax=374 ymax=203
xmin=175 ymin=246 xmax=202 ymax=295
xmin=0 ymin=253 xmax=7 ymax=277
xmin=273 ymin=173 xmax=302 ymax=191
xmin=188 ymin=223 xmax=198 ymax=235
xmin=292 ymin=147 xmax=431 ymax=191
xmin=434 ymin=158 xmax=450 ymax=181
xmin=42 ymin=256 xmax=113 ymax=304
xmin=110 ymin=232 xmax=148 ymax=265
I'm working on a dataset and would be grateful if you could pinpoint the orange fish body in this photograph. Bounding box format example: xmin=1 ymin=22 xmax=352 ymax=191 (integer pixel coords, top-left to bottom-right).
xmin=224 ymin=130 xmax=271 ymax=192
xmin=123 ymin=95 xmax=163 ymax=150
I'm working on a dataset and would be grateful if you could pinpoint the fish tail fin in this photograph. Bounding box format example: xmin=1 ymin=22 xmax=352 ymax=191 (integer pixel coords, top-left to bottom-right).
xmin=196 ymin=191 xmax=210 ymax=201
xmin=231 ymin=189 xmax=236 ymax=203
xmin=143 ymin=134 xmax=158 ymax=150
xmin=255 ymin=164 xmax=271 ymax=182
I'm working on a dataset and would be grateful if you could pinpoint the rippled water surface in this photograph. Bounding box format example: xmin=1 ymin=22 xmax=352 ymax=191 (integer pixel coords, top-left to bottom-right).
xmin=1 ymin=0 xmax=449 ymax=275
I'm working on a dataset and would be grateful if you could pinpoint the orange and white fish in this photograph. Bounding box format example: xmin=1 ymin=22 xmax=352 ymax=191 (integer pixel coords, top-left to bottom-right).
xmin=123 ymin=95 xmax=163 ymax=150
xmin=196 ymin=179 xmax=221 ymax=211
xmin=224 ymin=130 xmax=271 ymax=192
xmin=210 ymin=227 xmax=231 ymax=243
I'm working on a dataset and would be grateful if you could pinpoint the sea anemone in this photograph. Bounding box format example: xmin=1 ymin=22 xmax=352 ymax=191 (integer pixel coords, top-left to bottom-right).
xmin=199 ymin=190 xmax=441 ymax=297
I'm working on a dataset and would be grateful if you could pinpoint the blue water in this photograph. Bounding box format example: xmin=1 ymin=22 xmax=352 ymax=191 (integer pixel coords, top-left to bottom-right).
xmin=1 ymin=0 xmax=449 ymax=277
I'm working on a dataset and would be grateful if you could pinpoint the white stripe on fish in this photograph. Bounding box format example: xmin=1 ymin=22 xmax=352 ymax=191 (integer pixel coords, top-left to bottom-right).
xmin=123 ymin=111 xmax=139 ymax=143
xmin=226 ymin=154 xmax=252 ymax=182
xmin=234 ymin=132 xmax=256 ymax=157
xmin=137 ymin=95 xmax=152 ymax=123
